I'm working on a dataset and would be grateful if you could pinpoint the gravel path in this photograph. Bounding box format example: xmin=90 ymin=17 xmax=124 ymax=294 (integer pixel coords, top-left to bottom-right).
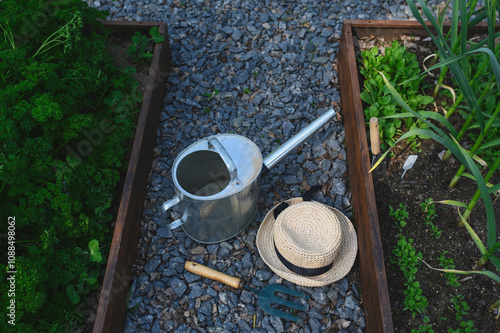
xmin=86 ymin=1 xmax=439 ymax=332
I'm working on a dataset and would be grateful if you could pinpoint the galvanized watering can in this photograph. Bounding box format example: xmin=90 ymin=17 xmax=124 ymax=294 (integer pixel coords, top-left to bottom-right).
xmin=162 ymin=108 xmax=336 ymax=243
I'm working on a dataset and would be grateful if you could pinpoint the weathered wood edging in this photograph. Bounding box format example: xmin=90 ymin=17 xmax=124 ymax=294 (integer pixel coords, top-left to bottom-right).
xmin=93 ymin=20 xmax=170 ymax=333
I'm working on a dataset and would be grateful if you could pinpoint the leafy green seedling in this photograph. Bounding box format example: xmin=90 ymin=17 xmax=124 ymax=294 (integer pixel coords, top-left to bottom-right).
xmin=437 ymin=251 xmax=461 ymax=287
xmin=420 ymin=198 xmax=442 ymax=239
xmin=359 ymin=41 xmax=434 ymax=148
xmin=203 ymin=89 xmax=220 ymax=101
xmin=449 ymin=294 xmax=470 ymax=321
xmin=390 ymin=203 xmax=428 ymax=317
xmin=390 ymin=203 xmax=409 ymax=231
xmin=128 ymin=27 xmax=165 ymax=62
xmin=448 ymin=320 xmax=475 ymax=333
xmin=89 ymin=239 xmax=102 ymax=263
xmin=411 ymin=316 xmax=435 ymax=332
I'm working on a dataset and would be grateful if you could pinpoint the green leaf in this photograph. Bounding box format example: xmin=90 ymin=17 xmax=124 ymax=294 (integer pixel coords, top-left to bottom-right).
xmin=86 ymin=276 xmax=98 ymax=285
xmin=149 ymin=26 xmax=160 ymax=37
xmin=383 ymin=104 xmax=396 ymax=116
xmin=89 ymin=239 xmax=102 ymax=263
xmin=420 ymin=258 xmax=500 ymax=284
xmin=360 ymin=91 xmax=373 ymax=104
xmin=420 ymin=95 xmax=434 ymax=105
xmin=66 ymin=284 xmax=81 ymax=304
xmin=380 ymin=94 xmax=392 ymax=106
xmin=369 ymin=105 xmax=379 ymax=118
xmin=431 ymin=200 xmax=467 ymax=208
xmin=386 ymin=123 xmax=396 ymax=139
xmin=131 ymin=34 xmax=141 ymax=43
xmin=458 ymin=210 xmax=488 ymax=256
xmin=153 ymin=36 xmax=165 ymax=43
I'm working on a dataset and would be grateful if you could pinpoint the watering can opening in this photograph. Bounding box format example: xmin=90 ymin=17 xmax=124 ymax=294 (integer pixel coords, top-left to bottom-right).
xmin=176 ymin=150 xmax=231 ymax=197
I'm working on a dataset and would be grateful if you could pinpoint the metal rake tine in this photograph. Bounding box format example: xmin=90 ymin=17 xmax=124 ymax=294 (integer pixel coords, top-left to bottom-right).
xmin=269 ymin=284 xmax=310 ymax=300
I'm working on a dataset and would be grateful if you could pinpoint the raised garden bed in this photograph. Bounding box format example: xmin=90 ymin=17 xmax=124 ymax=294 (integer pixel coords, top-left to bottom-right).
xmin=92 ymin=20 xmax=170 ymax=333
xmin=339 ymin=19 xmax=499 ymax=332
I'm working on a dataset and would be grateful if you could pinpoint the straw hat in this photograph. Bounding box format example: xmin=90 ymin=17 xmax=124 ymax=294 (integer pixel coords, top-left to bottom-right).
xmin=256 ymin=198 xmax=358 ymax=287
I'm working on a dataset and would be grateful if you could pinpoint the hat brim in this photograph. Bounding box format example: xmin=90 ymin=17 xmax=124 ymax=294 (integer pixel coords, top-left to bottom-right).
xmin=256 ymin=198 xmax=358 ymax=287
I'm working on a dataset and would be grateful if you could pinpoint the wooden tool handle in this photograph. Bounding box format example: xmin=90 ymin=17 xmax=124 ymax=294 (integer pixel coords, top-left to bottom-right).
xmin=184 ymin=261 xmax=243 ymax=289
xmin=370 ymin=117 xmax=381 ymax=155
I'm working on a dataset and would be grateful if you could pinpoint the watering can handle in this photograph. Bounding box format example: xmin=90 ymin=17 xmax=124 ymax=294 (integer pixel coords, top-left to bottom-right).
xmin=185 ymin=261 xmax=244 ymax=289
xmin=161 ymin=197 xmax=183 ymax=229
xmin=208 ymin=138 xmax=243 ymax=189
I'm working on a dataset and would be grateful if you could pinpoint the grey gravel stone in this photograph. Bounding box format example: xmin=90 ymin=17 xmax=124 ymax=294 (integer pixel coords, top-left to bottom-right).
xmin=151 ymin=319 xmax=161 ymax=333
xmin=312 ymin=289 xmax=329 ymax=305
xmin=345 ymin=294 xmax=359 ymax=309
xmin=238 ymin=320 xmax=253 ymax=331
xmin=143 ymin=258 xmax=161 ymax=274
xmin=269 ymin=316 xmax=284 ymax=333
xmin=184 ymin=272 xmax=202 ymax=284
xmin=240 ymin=290 xmax=253 ymax=304
xmin=255 ymin=269 xmax=273 ymax=281
xmin=170 ymin=278 xmax=187 ymax=298
xmin=188 ymin=284 xmax=203 ymax=299
xmin=156 ymin=227 xmax=173 ymax=238
xmin=284 ymin=175 xmax=300 ymax=185
xmin=309 ymin=317 xmax=323 ymax=332
xmin=236 ymin=71 xmax=250 ymax=84
xmin=303 ymin=160 xmax=318 ymax=172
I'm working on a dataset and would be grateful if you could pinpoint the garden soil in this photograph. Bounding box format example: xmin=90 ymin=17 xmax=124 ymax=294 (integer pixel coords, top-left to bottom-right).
xmin=373 ymin=138 xmax=500 ymax=333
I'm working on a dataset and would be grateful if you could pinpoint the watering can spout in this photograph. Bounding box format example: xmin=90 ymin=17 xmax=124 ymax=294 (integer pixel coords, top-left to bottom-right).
xmin=263 ymin=108 xmax=336 ymax=170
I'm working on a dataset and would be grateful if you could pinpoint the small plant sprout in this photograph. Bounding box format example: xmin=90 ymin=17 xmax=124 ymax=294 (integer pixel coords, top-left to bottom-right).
xmin=390 ymin=203 xmax=428 ymax=318
xmin=244 ymin=87 xmax=251 ymax=94
xmin=449 ymin=294 xmax=470 ymax=321
xmin=437 ymin=251 xmax=460 ymax=287
xmin=419 ymin=198 xmax=442 ymax=239
xmin=89 ymin=239 xmax=103 ymax=263
xmin=128 ymin=26 xmax=165 ymax=62
xmin=411 ymin=316 xmax=434 ymax=333
xmin=391 ymin=236 xmax=428 ymax=317
xmin=389 ymin=203 xmax=409 ymax=232
xmin=203 ymin=89 xmax=220 ymax=101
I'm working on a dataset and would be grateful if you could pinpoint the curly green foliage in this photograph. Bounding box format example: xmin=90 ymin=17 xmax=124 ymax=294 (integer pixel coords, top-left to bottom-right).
xmin=360 ymin=40 xmax=434 ymax=148
xmin=0 ymin=0 xmax=145 ymax=330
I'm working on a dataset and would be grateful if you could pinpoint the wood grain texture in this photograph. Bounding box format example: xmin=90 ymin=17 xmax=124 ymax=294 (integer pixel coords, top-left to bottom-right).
xmin=338 ymin=21 xmax=394 ymax=333
xmin=93 ymin=21 xmax=170 ymax=333
xmin=185 ymin=262 xmax=243 ymax=289
xmin=338 ymin=19 xmax=498 ymax=333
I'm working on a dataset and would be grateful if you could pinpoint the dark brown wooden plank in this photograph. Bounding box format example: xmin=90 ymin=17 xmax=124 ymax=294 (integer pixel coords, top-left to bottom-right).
xmin=339 ymin=21 xmax=394 ymax=333
xmin=347 ymin=19 xmax=498 ymax=38
xmin=93 ymin=21 xmax=170 ymax=333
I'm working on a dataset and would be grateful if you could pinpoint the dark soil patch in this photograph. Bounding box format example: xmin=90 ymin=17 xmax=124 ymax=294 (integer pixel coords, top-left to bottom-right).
xmin=373 ymin=139 xmax=500 ymax=333
xmin=356 ymin=35 xmax=500 ymax=332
